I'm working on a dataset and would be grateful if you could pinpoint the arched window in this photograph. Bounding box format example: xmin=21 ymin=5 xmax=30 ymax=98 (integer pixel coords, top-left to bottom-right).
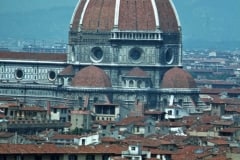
xmin=129 ymin=80 xmax=134 ymax=87
xmin=137 ymin=80 xmax=142 ymax=88
xmin=68 ymin=78 xmax=72 ymax=85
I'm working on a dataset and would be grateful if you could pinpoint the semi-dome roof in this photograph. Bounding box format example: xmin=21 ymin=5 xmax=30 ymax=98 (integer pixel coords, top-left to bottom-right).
xmin=72 ymin=66 xmax=112 ymax=87
xmin=126 ymin=67 xmax=149 ymax=78
xmin=161 ymin=67 xmax=196 ymax=88
xmin=70 ymin=0 xmax=180 ymax=32
xmin=59 ymin=65 xmax=74 ymax=76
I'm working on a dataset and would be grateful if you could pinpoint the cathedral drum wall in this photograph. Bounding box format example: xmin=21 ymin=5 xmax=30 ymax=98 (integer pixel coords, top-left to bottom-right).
xmin=117 ymin=46 xmax=158 ymax=65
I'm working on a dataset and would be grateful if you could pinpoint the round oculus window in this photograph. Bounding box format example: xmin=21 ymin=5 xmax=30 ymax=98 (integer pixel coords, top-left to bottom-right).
xmin=165 ymin=48 xmax=174 ymax=64
xmin=15 ymin=69 xmax=24 ymax=80
xmin=48 ymin=70 xmax=56 ymax=81
xmin=129 ymin=48 xmax=142 ymax=61
xmin=91 ymin=47 xmax=103 ymax=62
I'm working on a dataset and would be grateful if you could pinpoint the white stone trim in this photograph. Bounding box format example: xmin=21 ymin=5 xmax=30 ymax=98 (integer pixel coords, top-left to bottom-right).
xmin=178 ymin=44 xmax=182 ymax=66
xmin=70 ymin=0 xmax=81 ymax=26
xmin=0 ymin=60 xmax=66 ymax=65
xmin=79 ymin=0 xmax=91 ymax=29
xmin=169 ymin=0 xmax=181 ymax=27
xmin=151 ymin=0 xmax=160 ymax=28
xmin=114 ymin=0 xmax=121 ymax=28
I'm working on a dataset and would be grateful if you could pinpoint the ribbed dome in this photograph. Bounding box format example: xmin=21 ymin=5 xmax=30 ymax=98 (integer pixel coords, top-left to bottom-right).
xmin=72 ymin=66 xmax=112 ymax=87
xmin=161 ymin=67 xmax=196 ymax=88
xmin=70 ymin=0 xmax=180 ymax=32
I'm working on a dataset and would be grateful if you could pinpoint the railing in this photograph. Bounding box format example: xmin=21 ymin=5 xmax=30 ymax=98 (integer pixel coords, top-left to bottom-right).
xmin=110 ymin=30 xmax=162 ymax=41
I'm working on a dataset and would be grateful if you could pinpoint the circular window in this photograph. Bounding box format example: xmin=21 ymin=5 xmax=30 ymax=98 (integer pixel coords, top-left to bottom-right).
xmin=15 ymin=69 xmax=24 ymax=80
xmin=129 ymin=48 xmax=143 ymax=61
xmin=165 ymin=48 xmax=174 ymax=64
xmin=48 ymin=71 xmax=56 ymax=81
xmin=90 ymin=47 xmax=103 ymax=62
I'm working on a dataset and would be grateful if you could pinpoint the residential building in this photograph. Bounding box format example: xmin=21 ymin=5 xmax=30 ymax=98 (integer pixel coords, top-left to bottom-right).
xmin=70 ymin=110 xmax=93 ymax=131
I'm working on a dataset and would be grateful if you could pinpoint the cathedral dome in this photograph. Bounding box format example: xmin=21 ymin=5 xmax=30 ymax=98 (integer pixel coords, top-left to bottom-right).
xmin=161 ymin=67 xmax=196 ymax=88
xmin=72 ymin=66 xmax=112 ymax=87
xmin=70 ymin=0 xmax=180 ymax=32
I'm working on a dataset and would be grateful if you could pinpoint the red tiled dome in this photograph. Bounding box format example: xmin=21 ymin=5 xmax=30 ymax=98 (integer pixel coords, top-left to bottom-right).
xmin=71 ymin=0 xmax=180 ymax=32
xmin=161 ymin=67 xmax=196 ymax=88
xmin=72 ymin=66 xmax=112 ymax=87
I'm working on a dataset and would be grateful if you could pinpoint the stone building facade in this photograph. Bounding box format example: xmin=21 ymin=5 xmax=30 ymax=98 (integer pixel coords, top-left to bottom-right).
xmin=0 ymin=0 xmax=203 ymax=118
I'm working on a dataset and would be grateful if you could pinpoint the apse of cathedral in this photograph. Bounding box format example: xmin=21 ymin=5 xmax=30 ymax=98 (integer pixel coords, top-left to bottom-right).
xmin=0 ymin=0 xmax=204 ymax=120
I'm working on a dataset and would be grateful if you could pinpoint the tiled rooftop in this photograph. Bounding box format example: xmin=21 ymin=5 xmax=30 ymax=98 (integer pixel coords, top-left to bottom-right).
xmin=72 ymin=66 xmax=112 ymax=88
xmin=116 ymin=116 xmax=145 ymax=126
xmin=0 ymin=143 xmax=126 ymax=154
xmin=59 ymin=65 xmax=75 ymax=76
xmin=20 ymin=106 xmax=47 ymax=111
xmin=71 ymin=0 xmax=179 ymax=32
xmin=161 ymin=67 xmax=196 ymax=88
xmin=0 ymin=51 xmax=67 ymax=62
xmin=51 ymin=134 xmax=81 ymax=140
xmin=126 ymin=67 xmax=149 ymax=78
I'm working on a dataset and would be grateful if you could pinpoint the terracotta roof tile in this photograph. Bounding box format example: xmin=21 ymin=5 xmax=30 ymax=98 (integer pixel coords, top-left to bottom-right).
xmin=200 ymin=88 xmax=240 ymax=95
xmin=195 ymin=115 xmax=220 ymax=124
xmin=21 ymin=106 xmax=47 ymax=111
xmin=101 ymin=137 xmax=118 ymax=143
xmin=222 ymin=98 xmax=240 ymax=105
xmin=72 ymin=66 xmax=112 ymax=88
xmin=71 ymin=0 xmax=87 ymax=31
xmin=156 ymin=134 xmax=188 ymax=145
xmin=24 ymin=135 xmax=45 ymax=141
xmin=209 ymin=96 xmax=226 ymax=104
xmin=126 ymin=67 xmax=149 ymax=78
xmin=172 ymin=146 xmax=213 ymax=160
xmin=51 ymin=134 xmax=81 ymax=140
xmin=0 ymin=51 xmax=66 ymax=62
xmin=219 ymin=128 xmax=240 ymax=133
xmin=110 ymin=156 xmax=128 ymax=160
xmin=189 ymin=124 xmax=214 ymax=132
xmin=81 ymin=0 xmax=115 ymax=31
xmin=0 ymin=132 xmax=15 ymax=138
xmin=116 ymin=116 xmax=145 ymax=126
xmin=211 ymin=120 xmax=234 ymax=126
xmin=225 ymin=106 xmax=240 ymax=113
xmin=156 ymin=121 xmax=188 ymax=127
xmin=71 ymin=0 xmax=179 ymax=32
xmin=59 ymin=65 xmax=75 ymax=76
xmin=207 ymin=155 xmax=228 ymax=160
xmin=150 ymin=148 xmax=173 ymax=155
xmin=161 ymin=67 xmax=196 ymax=88
xmin=119 ymin=0 xmax=155 ymax=31
xmin=0 ymin=143 xmax=126 ymax=154
xmin=52 ymin=105 xmax=69 ymax=109
xmin=0 ymin=113 xmax=5 ymax=118
xmin=155 ymin=0 xmax=179 ymax=32
xmin=207 ymin=138 xmax=228 ymax=145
